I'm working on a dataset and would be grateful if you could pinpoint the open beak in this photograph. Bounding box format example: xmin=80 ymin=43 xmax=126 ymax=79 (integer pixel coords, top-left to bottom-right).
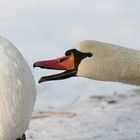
xmin=33 ymin=53 xmax=77 ymax=83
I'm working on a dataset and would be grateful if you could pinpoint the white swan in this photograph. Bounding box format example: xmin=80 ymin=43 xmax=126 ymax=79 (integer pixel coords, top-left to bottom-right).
xmin=34 ymin=40 xmax=140 ymax=86
xmin=0 ymin=37 xmax=36 ymax=140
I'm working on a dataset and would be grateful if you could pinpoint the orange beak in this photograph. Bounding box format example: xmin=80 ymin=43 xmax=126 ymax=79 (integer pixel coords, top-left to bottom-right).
xmin=33 ymin=53 xmax=75 ymax=70
xmin=33 ymin=53 xmax=77 ymax=83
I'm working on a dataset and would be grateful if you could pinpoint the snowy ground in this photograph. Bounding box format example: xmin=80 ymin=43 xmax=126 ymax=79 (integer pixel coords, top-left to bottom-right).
xmin=26 ymin=89 xmax=140 ymax=140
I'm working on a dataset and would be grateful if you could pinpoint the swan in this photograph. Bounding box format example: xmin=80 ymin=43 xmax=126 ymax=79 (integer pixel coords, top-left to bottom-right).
xmin=0 ymin=37 xmax=36 ymax=140
xmin=34 ymin=40 xmax=140 ymax=86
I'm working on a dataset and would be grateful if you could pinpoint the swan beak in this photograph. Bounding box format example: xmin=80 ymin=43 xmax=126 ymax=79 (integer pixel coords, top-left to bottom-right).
xmin=33 ymin=53 xmax=75 ymax=70
xmin=33 ymin=53 xmax=77 ymax=83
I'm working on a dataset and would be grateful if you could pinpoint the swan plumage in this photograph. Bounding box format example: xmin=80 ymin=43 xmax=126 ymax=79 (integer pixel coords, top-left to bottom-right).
xmin=34 ymin=40 xmax=140 ymax=86
xmin=0 ymin=37 xmax=36 ymax=140
xmin=76 ymin=40 xmax=140 ymax=85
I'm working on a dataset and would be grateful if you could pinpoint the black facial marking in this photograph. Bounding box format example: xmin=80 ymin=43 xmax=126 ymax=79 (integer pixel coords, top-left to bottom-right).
xmin=65 ymin=49 xmax=93 ymax=69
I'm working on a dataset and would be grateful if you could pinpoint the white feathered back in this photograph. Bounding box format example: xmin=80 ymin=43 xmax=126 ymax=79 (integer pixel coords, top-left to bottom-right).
xmin=0 ymin=37 xmax=36 ymax=140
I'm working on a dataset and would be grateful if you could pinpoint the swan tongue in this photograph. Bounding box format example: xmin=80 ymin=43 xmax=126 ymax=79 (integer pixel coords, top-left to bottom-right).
xmin=38 ymin=70 xmax=77 ymax=83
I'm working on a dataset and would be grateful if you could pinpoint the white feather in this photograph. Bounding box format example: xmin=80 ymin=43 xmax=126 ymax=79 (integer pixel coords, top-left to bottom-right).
xmin=76 ymin=40 xmax=140 ymax=86
xmin=0 ymin=37 xmax=36 ymax=140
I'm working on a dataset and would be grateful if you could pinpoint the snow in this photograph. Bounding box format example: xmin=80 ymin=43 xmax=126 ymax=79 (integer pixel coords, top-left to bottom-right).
xmin=27 ymin=89 xmax=140 ymax=140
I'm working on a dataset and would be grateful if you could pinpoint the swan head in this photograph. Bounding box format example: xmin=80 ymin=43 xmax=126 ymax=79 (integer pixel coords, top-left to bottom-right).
xmin=33 ymin=40 xmax=129 ymax=83
xmin=33 ymin=41 xmax=93 ymax=83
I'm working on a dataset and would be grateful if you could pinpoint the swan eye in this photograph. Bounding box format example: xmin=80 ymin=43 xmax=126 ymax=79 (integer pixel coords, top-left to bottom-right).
xmin=87 ymin=53 xmax=93 ymax=57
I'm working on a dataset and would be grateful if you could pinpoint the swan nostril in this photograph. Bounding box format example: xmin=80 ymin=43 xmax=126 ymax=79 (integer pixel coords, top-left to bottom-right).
xmin=57 ymin=57 xmax=68 ymax=63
